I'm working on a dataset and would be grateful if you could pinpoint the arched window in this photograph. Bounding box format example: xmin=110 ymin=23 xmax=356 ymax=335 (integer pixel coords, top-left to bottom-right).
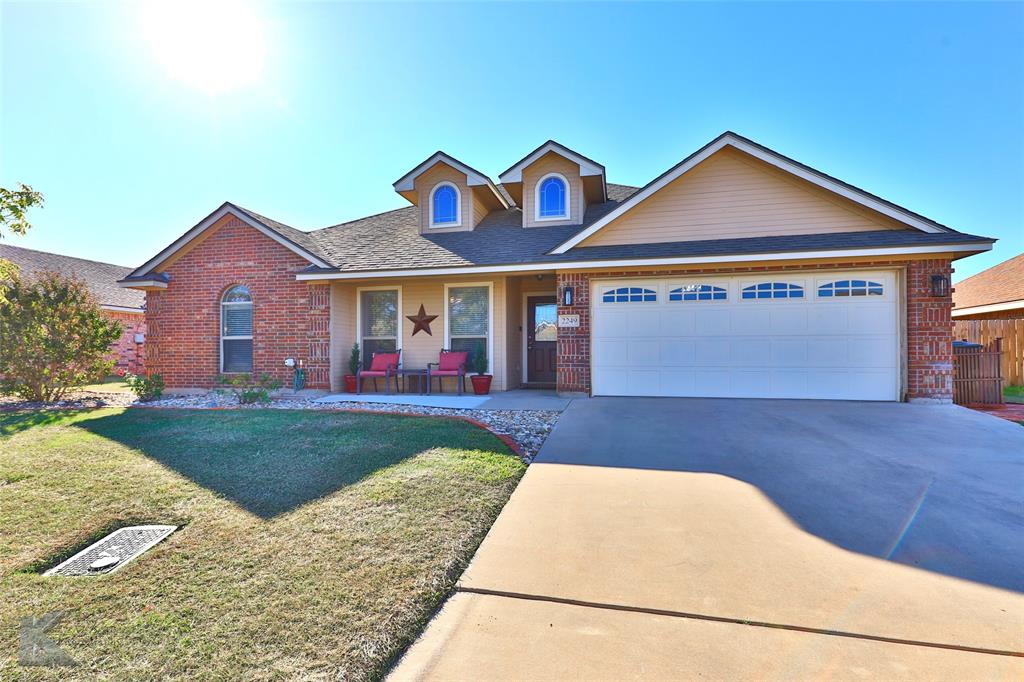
xmin=536 ymin=173 xmax=568 ymax=220
xmin=221 ymin=285 xmax=253 ymax=373
xmin=602 ymin=286 xmax=657 ymax=303
xmin=430 ymin=183 xmax=460 ymax=227
xmin=741 ymin=282 xmax=804 ymax=300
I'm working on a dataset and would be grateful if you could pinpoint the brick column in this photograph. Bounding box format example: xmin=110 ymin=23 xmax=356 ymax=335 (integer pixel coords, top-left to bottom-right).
xmin=556 ymin=272 xmax=592 ymax=395
xmin=906 ymin=258 xmax=954 ymax=403
xmin=306 ymin=283 xmax=331 ymax=389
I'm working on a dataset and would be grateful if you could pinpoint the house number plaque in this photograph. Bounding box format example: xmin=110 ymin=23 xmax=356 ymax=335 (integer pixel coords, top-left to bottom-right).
xmin=557 ymin=314 xmax=580 ymax=328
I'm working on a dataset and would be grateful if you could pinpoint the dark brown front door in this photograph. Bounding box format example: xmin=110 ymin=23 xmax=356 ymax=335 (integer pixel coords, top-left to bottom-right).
xmin=527 ymin=296 xmax=557 ymax=383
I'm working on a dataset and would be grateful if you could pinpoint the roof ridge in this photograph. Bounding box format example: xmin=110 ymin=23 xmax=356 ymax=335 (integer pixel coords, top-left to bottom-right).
xmin=314 ymin=205 xmax=418 ymax=233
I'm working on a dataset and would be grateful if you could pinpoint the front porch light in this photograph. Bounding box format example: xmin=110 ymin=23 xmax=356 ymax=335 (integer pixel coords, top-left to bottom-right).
xmin=930 ymin=274 xmax=950 ymax=298
xmin=561 ymin=285 xmax=573 ymax=307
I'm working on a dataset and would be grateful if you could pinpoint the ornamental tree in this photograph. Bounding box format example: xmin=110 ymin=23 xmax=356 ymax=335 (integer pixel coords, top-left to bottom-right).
xmin=0 ymin=269 xmax=122 ymax=402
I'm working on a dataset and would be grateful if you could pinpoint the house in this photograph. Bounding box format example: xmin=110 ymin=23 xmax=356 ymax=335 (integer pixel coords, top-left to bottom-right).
xmin=952 ymin=253 xmax=1024 ymax=320
xmin=118 ymin=132 xmax=994 ymax=402
xmin=0 ymin=244 xmax=146 ymax=373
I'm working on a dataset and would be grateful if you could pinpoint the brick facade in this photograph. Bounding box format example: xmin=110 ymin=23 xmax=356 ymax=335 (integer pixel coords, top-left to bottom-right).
xmin=104 ymin=310 xmax=146 ymax=375
xmin=556 ymin=257 xmax=956 ymax=402
xmin=143 ymin=214 xmax=330 ymax=389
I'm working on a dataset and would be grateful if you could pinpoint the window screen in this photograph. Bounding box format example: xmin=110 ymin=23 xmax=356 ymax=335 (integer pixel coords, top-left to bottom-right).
xmin=448 ymin=285 xmax=489 ymax=369
xmin=361 ymin=289 xmax=399 ymax=369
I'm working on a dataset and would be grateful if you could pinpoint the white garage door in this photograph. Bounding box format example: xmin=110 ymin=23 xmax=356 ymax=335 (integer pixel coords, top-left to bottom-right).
xmin=591 ymin=271 xmax=900 ymax=400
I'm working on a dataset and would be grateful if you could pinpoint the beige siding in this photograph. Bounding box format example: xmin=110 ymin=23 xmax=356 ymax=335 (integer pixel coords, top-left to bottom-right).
xmin=582 ymin=148 xmax=906 ymax=247
xmin=332 ymin=275 xmax=509 ymax=391
xmin=522 ymin=152 xmax=585 ymax=228
xmin=415 ymin=163 xmax=476 ymax=233
xmin=328 ymin=282 xmax=357 ymax=391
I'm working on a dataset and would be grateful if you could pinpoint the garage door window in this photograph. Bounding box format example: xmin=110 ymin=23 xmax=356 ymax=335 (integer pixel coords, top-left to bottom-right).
xmin=602 ymin=286 xmax=657 ymax=303
xmin=741 ymin=282 xmax=804 ymax=300
xmin=669 ymin=284 xmax=727 ymax=302
xmin=818 ymin=280 xmax=884 ymax=297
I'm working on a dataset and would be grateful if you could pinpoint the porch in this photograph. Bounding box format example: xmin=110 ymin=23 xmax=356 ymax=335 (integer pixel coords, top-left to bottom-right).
xmin=315 ymin=388 xmax=573 ymax=411
xmin=326 ymin=272 xmax=559 ymax=393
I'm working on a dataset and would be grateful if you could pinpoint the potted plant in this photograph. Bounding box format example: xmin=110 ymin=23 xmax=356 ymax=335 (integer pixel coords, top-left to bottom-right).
xmin=344 ymin=343 xmax=360 ymax=393
xmin=469 ymin=343 xmax=492 ymax=395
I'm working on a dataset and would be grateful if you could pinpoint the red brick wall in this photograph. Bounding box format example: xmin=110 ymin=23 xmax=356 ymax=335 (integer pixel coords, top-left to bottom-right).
xmin=556 ymin=257 xmax=956 ymax=402
xmin=104 ymin=310 xmax=146 ymax=375
xmin=143 ymin=214 xmax=330 ymax=389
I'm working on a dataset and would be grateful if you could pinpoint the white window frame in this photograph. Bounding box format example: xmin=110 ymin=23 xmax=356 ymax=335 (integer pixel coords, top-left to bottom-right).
xmin=443 ymin=282 xmax=494 ymax=374
xmin=667 ymin=281 xmax=730 ymax=303
xmin=534 ymin=172 xmax=570 ymax=222
xmin=220 ymin=285 xmax=254 ymax=374
xmin=429 ymin=181 xmax=462 ymax=228
xmin=737 ymin=279 xmax=808 ymax=303
xmin=356 ymin=285 xmax=403 ymax=367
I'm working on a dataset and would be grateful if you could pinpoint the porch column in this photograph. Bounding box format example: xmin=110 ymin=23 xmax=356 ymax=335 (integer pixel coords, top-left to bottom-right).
xmin=556 ymin=272 xmax=591 ymax=395
xmin=906 ymin=258 xmax=954 ymax=403
xmin=306 ymin=282 xmax=331 ymax=389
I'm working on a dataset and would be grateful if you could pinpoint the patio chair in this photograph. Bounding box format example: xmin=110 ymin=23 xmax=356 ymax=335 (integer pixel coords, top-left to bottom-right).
xmin=427 ymin=350 xmax=468 ymax=395
xmin=357 ymin=349 xmax=401 ymax=394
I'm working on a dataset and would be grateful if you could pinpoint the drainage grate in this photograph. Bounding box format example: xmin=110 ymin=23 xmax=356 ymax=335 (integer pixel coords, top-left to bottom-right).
xmin=44 ymin=525 xmax=177 ymax=576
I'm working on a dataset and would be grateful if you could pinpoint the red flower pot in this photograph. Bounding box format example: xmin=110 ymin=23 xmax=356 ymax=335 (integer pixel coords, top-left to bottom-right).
xmin=470 ymin=374 xmax=492 ymax=395
xmin=344 ymin=375 xmax=357 ymax=393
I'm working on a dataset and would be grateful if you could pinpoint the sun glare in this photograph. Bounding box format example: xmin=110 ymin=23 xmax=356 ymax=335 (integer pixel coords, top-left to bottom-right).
xmin=140 ymin=0 xmax=268 ymax=94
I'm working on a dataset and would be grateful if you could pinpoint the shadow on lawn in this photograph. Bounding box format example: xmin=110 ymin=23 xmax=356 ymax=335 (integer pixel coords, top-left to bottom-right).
xmin=70 ymin=408 xmax=506 ymax=519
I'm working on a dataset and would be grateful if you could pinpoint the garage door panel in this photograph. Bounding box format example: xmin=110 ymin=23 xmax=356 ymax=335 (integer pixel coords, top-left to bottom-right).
xmin=694 ymin=309 xmax=731 ymax=335
xmin=591 ymin=271 xmax=898 ymax=401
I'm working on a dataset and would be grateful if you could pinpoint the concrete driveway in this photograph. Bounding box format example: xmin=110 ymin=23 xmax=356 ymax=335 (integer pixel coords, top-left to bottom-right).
xmin=392 ymin=399 xmax=1024 ymax=680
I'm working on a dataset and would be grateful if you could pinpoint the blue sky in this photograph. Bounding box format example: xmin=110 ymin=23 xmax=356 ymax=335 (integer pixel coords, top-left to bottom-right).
xmin=2 ymin=1 xmax=1021 ymax=281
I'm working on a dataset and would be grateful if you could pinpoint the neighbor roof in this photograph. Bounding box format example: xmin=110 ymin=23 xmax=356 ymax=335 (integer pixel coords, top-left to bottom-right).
xmin=0 ymin=243 xmax=145 ymax=310
xmin=953 ymin=253 xmax=1024 ymax=310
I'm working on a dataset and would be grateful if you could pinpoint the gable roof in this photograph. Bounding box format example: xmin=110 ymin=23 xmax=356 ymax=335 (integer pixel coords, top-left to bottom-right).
xmin=953 ymin=253 xmax=1024 ymax=312
xmin=123 ymin=202 xmax=332 ymax=280
xmin=498 ymin=140 xmax=607 ymax=202
xmin=549 ymin=131 xmax=953 ymax=254
xmin=0 ymin=243 xmax=145 ymax=310
xmin=392 ymin=151 xmax=511 ymax=208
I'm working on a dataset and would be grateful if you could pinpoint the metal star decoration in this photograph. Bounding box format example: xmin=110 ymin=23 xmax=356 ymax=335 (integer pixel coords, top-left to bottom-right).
xmin=406 ymin=304 xmax=438 ymax=336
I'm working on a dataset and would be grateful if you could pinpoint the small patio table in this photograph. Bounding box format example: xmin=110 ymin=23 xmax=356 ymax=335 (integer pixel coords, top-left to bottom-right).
xmin=395 ymin=368 xmax=431 ymax=396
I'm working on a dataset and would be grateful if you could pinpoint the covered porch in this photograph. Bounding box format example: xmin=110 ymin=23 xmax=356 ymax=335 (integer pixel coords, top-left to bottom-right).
xmin=324 ymin=271 xmax=560 ymax=394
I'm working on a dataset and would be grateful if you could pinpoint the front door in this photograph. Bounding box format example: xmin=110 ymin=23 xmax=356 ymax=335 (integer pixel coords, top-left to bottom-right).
xmin=527 ymin=296 xmax=557 ymax=384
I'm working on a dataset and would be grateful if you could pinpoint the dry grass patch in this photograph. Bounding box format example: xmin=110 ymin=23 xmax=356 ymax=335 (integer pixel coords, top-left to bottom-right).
xmin=0 ymin=408 xmax=525 ymax=680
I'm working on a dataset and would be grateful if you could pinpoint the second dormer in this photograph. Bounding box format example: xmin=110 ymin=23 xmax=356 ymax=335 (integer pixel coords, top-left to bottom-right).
xmin=393 ymin=152 xmax=510 ymax=234
xmin=499 ymin=141 xmax=607 ymax=228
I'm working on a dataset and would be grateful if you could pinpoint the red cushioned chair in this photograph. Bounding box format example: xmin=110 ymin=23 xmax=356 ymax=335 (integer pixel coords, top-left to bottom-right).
xmin=427 ymin=350 xmax=468 ymax=395
xmin=357 ymin=350 xmax=401 ymax=394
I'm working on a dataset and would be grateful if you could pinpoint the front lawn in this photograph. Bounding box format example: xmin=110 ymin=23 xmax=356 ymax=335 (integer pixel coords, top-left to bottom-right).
xmin=0 ymin=408 xmax=525 ymax=679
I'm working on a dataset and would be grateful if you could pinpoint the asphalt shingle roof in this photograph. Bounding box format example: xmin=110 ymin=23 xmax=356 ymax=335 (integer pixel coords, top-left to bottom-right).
xmin=0 ymin=243 xmax=145 ymax=310
xmin=953 ymin=253 xmax=1024 ymax=309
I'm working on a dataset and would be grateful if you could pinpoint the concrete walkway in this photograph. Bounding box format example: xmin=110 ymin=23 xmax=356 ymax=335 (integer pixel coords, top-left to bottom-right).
xmin=390 ymin=399 xmax=1024 ymax=680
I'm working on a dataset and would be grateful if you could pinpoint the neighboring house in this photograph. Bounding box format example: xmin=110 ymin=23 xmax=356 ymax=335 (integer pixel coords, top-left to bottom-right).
xmin=952 ymin=253 xmax=1024 ymax=320
xmin=119 ymin=132 xmax=993 ymax=402
xmin=0 ymin=244 xmax=146 ymax=374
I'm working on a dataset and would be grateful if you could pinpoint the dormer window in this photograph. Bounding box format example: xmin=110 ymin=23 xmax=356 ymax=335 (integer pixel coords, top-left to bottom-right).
xmin=536 ymin=173 xmax=569 ymax=220
xmin=430 ymin=182 xmax=461 ymax=227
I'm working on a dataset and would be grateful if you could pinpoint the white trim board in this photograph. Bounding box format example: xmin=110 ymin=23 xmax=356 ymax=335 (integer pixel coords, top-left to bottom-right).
xmin=393 ymin=152 xmax=510 ymax=208
xmin=499 ymin=141 xmax=605 ymax=184
xmin=118 ymin=279 xmax=167 ymax=290
xmin=550 ymin=133 xmax=951 ymax=254
xmin=295 ymin=241 xmax=992 ymax=281
xmin=952 ymin=299 xmax=1024 ymax=318
xmin=128 ymin=203 xmax=330 ymax=278
xmin=100 ymin=304 xmax=145 ymax=313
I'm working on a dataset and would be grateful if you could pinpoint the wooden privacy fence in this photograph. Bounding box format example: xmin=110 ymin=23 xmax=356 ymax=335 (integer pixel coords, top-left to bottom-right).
xmin=953 ymin=318 xmax=1024 ymax=386
xmin=953 ymin=338 xmax=1003 ymax=405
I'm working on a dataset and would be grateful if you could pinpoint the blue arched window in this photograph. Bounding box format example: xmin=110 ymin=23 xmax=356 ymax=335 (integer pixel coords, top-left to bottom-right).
xmin=431 ymin=183 xmax=460 ymax=227
xmin=537 ymin=174 xmax=568 ymax=219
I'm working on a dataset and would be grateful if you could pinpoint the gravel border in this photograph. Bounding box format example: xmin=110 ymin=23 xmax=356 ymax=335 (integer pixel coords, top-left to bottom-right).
xmin=1 ymin=391 xmax=559 ymax=460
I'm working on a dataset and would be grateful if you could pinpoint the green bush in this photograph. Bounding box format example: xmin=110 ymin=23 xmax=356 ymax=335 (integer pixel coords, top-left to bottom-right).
xmin=0 ymin=269 xmax=121 ymax=401
xmin=123 ymin=372 xmax=164 ymax=402
xmin=348 ymin=343 xmax=361 ymax=376
xmin=473 ymin=342 xmax=489 ymax=375
xmin=216 ymin=373 xmax=283 ymax=405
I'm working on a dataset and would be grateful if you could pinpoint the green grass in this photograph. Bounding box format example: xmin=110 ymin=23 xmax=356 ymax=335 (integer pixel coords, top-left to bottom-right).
xmin=1004 ymin=385 xmax=1024 ymax=404
xmin=0 ymin=408 xmax=525 ymax=680
xmin=75 ymin=375 xmax=133 ymax=394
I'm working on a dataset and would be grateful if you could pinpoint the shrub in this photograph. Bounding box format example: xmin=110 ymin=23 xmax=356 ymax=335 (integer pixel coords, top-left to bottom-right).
xmin=124 ymin=372 xmax=165 ymax=402
xmin=0 ymin=269 xmax=121 ymax=401
xmin=348 ymin=343 xmax=361 ymax=376
xmin=473 ymin=343 xmax=489 ymax=375
xmin=216 ymin=373 xmax=283 ymax=405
